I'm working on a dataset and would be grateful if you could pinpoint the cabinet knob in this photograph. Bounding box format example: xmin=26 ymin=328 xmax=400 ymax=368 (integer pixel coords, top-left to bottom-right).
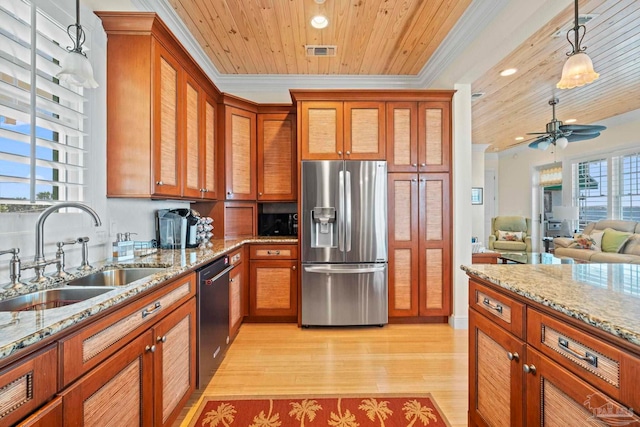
xmin=156 ymin=181 xmax=163 ymax=186
xmin=346 ymin=151 xmax=351 ymax=155
xmin=507 ymin=352 xmax=519 ymax=361
xmin=201 ymin=188 xmax=208 ymax=193
xmin=227 ymin=191 xmax=233 ymax=196
xmin=411 ymin=178 xmax=417 ymax=182
xmin=412 ymin=163 xmax=417 ymax=167
xmin=145 ymin=345 xmax=156 ymax=353
xmin=523 ymin=364 xmax=536 ymax=374
xmin=420 ymin=163 xmax=426 ymax=167
xmin=259 ymin=192 xmax=263 ymax=196
xmin=337 ymin=150 xmax=342 ymax=155
xmin=157 ymin=336 xmax=166 ymax=343
xmin=229 ymin=278 xmax=234 ymax=282
xmin=292 ymin=265 xmax=296 ymax=270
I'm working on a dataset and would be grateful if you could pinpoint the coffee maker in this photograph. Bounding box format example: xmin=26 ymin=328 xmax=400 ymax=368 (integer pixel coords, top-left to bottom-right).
xmin=156 ymin=209 xmax=199 ymax=249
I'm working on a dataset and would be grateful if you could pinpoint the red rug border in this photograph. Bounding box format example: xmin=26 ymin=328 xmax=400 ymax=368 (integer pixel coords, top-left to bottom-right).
xmin=187 ymin=392 xmax=451 ymax=427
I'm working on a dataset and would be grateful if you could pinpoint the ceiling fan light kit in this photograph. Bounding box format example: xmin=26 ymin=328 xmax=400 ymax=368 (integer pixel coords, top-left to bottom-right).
xmin=557 ymin=0 xmax=599 ymax=89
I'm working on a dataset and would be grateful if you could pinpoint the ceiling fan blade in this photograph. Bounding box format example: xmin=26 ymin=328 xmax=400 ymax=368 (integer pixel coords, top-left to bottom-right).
xmin=567 ymin=129 xmax=602 ymax=135
xmin=567 ymin=132 xmax=601 ymax=142
xmin=560 ymin=124 xmax=607 ymax=132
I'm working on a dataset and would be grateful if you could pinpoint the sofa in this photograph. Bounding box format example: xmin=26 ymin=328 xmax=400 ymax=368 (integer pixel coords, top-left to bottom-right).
xmin=488 ymin=216 xmax=532 ymax=253
xmin=553 ymin=219 xmax=640 ymax=263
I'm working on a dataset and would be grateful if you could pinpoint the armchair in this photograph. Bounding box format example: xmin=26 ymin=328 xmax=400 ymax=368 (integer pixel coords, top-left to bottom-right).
xmin=488 ymin=216 xmax=532 ymax=253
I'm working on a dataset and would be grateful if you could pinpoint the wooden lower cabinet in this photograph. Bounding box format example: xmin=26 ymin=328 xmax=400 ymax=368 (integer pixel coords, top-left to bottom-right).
xmin=249 ymin=244 xmax=298 ymax=319
xmin=229 ymin=247 xmax=246 ymax=338
xmin=468 ymin=277 xmax=640 ymax=426
xmin=0 ymin=345 xmax=57 ymax=426
xmin=18 ymin=396 xmax=63 ymax=427
xmin=61 ymin=298 xmax=196 ymax=426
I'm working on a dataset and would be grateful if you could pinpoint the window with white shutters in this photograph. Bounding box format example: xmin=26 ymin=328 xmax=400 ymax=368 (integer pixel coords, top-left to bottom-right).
xmin=0 ymin=0 xmax=87 ymax=213
xmin=574 ymin=158 xmax=608 ymax=229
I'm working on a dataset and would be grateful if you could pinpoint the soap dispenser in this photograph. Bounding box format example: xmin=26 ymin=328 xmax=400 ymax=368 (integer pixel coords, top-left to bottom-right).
xmin=112 ymin=232 xmax=135 ymax=261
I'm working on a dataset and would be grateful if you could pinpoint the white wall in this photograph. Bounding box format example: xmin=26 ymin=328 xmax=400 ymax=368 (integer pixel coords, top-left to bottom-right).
xmin=471 ymin=145 xmax=490 ymax=241
xmin=493 ymin=108 xmax=640 ymax=220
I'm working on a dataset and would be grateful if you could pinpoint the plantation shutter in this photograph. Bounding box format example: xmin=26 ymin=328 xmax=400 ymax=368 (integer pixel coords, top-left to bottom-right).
xmin=0 ymin=0 xmax=86 ymax=205
xmin=614 ymin=152 xmax=640 ymax=222
xmin=573 ymin=158 xmax=607 ymax=228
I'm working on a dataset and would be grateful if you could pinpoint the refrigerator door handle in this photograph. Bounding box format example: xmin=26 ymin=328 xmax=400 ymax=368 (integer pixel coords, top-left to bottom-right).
xmin=303 ymin=265 xmax=386 ymax=274
xmin=338 ymin=170 xmax=345 ymax=252
xmin=345 ymin=170 xmax=352 ymax=252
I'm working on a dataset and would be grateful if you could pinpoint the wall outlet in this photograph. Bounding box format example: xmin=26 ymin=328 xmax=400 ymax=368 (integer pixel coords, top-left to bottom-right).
xmin=96 ymin=230 xmax=107 ymax=243
xmin=109 ymin=220 xmax=117 ymax=237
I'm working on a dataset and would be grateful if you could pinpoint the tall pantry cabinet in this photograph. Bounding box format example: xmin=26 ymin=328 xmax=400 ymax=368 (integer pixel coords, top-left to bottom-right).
xmin=291 ymin=90 xmax=454 ymax=321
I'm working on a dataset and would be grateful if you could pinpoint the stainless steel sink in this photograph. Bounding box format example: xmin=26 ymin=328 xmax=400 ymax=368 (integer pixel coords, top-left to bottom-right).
xmin=65 ymin=268 xmax=165 ymax=287
xmin=0 ymin=287 xmax=114 ymax=312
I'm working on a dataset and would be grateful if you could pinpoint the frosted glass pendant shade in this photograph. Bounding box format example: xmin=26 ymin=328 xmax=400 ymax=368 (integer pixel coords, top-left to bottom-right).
xmin=57 ymin=51 xmax=98 ymax=89
xmin=557 ymin=52 xmax=599 ymax=89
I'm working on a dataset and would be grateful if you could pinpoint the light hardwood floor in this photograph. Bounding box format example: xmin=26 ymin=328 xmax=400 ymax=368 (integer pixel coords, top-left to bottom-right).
xmin=175 ymin=323 xmax=469 ymax=427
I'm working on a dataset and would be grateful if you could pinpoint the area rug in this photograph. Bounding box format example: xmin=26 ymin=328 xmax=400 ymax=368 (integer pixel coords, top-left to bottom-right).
xmin=188 ymin=394 xmax=450 ymax=427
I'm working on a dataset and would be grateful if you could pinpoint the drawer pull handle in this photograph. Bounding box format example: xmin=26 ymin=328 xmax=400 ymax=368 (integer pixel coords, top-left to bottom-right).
xmin=523 ymin=364 xmax=536 ymax=374
xmin=142 ymin=302 xmax=161 ymax=318
xmin=267 ymin=250 xmax=280 ymax=255
xmin=558 ymin=337 xmax=598 ymax=367
xmin=507 ymin=352 xmax=519 ymax=362
xmin=482 ymin=297 xmax=503 ymax=314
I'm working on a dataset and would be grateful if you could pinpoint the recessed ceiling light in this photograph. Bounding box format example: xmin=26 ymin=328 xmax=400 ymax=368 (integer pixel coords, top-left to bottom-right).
xmin=311 ymin=15 xmax=329 ymax=29
xmin=499 ymin=68 xmax=517 ymax=77
xmin=565 ymin=118 xmax=577 ymax=123
xmin=515 ymin=136 xmax=524 ymax=141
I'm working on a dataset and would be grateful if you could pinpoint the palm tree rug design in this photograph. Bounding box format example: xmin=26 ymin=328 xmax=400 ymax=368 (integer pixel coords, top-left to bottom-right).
xmin=188 ymin=394 xmax=450 ymax=427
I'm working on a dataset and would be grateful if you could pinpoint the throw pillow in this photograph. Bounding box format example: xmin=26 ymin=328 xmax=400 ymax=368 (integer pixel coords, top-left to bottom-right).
xmin=601 ymin=228 xmax=632 ymax=253
xmin=569 ymin=234 xmax=596 ymax=250
xmin=623 ymin=234 xmax=640 ymax=256
xmin=498 ymin=230 xmax=523 ymax=241
xmin=589 ymin=230 xmax=604 ymax=251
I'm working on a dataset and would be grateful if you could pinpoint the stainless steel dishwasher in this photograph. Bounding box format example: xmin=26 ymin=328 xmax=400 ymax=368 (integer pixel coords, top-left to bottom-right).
xmin=196 ymin=254 xmax=233 ymax=388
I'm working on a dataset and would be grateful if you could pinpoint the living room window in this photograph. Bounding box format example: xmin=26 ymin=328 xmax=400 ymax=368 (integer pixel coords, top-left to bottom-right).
xmin=573 ymin=151 xmax=640 ymax=228
xmin=0 ymin=0 xmax=88 ymax=213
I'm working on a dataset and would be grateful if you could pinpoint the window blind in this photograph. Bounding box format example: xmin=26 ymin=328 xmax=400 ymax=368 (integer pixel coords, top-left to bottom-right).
xmin=616 ymin=152 xmax=640 ymax=221
xmin=0 ymin=0 xmax=87 ymax=210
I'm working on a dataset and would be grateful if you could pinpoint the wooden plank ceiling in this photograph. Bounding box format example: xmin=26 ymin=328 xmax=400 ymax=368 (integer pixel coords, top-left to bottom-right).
xmin=166 ymin=0 xmax=473 ymax=75
xmin=472 ymin=0 xmax=640 ymax=152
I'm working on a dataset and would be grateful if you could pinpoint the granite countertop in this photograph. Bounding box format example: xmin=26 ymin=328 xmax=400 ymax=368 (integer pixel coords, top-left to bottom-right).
xmin=0 ymin=236 xmax=297 ymax=363
xmin=461 ymin=263 xmax=640 ymax=348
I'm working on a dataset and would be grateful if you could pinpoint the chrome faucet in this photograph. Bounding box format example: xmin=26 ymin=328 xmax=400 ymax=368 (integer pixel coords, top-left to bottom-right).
xmin=31 ymin=202 xmax=102 ymax=282
xmin=0 ymin=248 xmax=24 ymax=289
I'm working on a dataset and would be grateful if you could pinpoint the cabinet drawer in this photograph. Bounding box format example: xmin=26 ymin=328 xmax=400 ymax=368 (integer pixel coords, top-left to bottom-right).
xmin=0 ymin=345 xmax=57 ymax=427
xmin=229 ymin=247 xmax=243 ymax=266
xmin=250 ymin=244 xmax=297 ymax=260
xmin=60 ymin=272 xmax=195 ymax=386
xmin=527 ymin=308 xmax=640 ymax=411
xmin=469 ymin=280 xmax=525 ymax=339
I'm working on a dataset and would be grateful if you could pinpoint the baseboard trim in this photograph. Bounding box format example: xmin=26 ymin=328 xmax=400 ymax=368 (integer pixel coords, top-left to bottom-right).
xmin=448 ymin=314 xmax=469 ymax=329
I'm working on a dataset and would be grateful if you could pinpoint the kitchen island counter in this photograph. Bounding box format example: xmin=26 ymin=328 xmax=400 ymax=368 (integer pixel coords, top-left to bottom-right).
xmin=461 ymin=263 xmax=640 ymax=349
xmin=0 ymin=236 xmax=296 ymax=362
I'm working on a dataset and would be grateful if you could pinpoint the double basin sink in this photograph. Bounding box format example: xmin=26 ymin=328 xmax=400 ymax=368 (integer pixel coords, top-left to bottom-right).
xmin=0 ymin=268 xmax=164 ymax=312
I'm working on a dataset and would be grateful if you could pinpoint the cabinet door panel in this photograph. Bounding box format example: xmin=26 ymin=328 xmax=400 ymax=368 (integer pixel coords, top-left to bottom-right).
xmin=202 ymin=95 xmax=217 ymax=199
xmin=18 ymin=396 xmax=62 ymax=427
xmin=258 ymin=113 xmax=296 ymax=200
xmin=225 ymin=106 xmax=256 ymax=200
xmin=386 ymin=102 xmax=418 ymax=172
xmin=183 ymin=77 xmax=201 ymax=199
xmin=61 ymin=332 xmax=154 ymax=426
xmin=469 ymin=309 xmax=525 ymax=427
xmin=301 ymin=102 xmax=343 ymax=160
xmin=344 ymin=102 xmax=385 ymax=159
xmin=229 ymin=264 xmax=243 ymax=337
xmin=418 ymin=173 xmax=451 ymax=316
xmin=154 ymin=299 xmax=196 ymax=427
xmin=418 ymin=102 xmax=450 ymax=172
xmin=525 ymin=348 xmax=640 ymax=426
xmin=223 ymin=202 xmax=256 ymax=237
xmin=153 ymin=44 xmax=181 ymax=196
xmin=250 ymin=260 xmax=297 ymax=317
xmin=388 ymin=173 xmax=419 ymax=317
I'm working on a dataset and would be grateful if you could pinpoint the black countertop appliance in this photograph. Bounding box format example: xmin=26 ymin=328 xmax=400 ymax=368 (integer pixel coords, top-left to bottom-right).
xmin=156 ymin=208 xmax=199 ymax=249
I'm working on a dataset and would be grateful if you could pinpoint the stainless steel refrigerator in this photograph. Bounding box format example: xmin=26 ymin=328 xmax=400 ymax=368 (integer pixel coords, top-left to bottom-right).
xmin=301 ymin=160 xmax=388 ymax=326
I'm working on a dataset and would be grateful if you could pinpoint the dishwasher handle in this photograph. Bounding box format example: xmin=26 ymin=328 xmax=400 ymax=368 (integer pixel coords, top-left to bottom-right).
xmin=203 ymin=265 xmax=234 ymax=286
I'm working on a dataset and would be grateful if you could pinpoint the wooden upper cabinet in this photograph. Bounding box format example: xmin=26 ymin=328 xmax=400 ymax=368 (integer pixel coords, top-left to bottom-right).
xmin=343 ymin=102 xmax=385 ymax=159
xmin=300 ymin=101 xmax=343 ymax=160
xmin=225 ymin=106 xmax=257 ymax=200
xmin=386 ymin=102 xmax=418 ymax=172
xmin=418 ymin=101 xmax=451 ymax=172
xmin=257 ymin=113 xmax=297 ymax=201
xmin=181 ymin=75 xmax=201 ymax=199
xmin=300 ymin=101 xmax=385 ymax=160
xmin=153 ymin=43 xmax=181 ymax=197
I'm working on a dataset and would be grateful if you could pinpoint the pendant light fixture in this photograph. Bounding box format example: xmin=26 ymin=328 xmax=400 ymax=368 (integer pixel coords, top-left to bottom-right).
xmin=557 ymin=0 xmax=599 ymax=89
xmin=56 ymin=0 xmax=98 ymax=88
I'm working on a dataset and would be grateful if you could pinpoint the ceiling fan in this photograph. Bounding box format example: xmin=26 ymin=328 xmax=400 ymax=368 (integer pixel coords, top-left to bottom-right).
xmin=526 ymin=98 xmax=606 ymax=150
